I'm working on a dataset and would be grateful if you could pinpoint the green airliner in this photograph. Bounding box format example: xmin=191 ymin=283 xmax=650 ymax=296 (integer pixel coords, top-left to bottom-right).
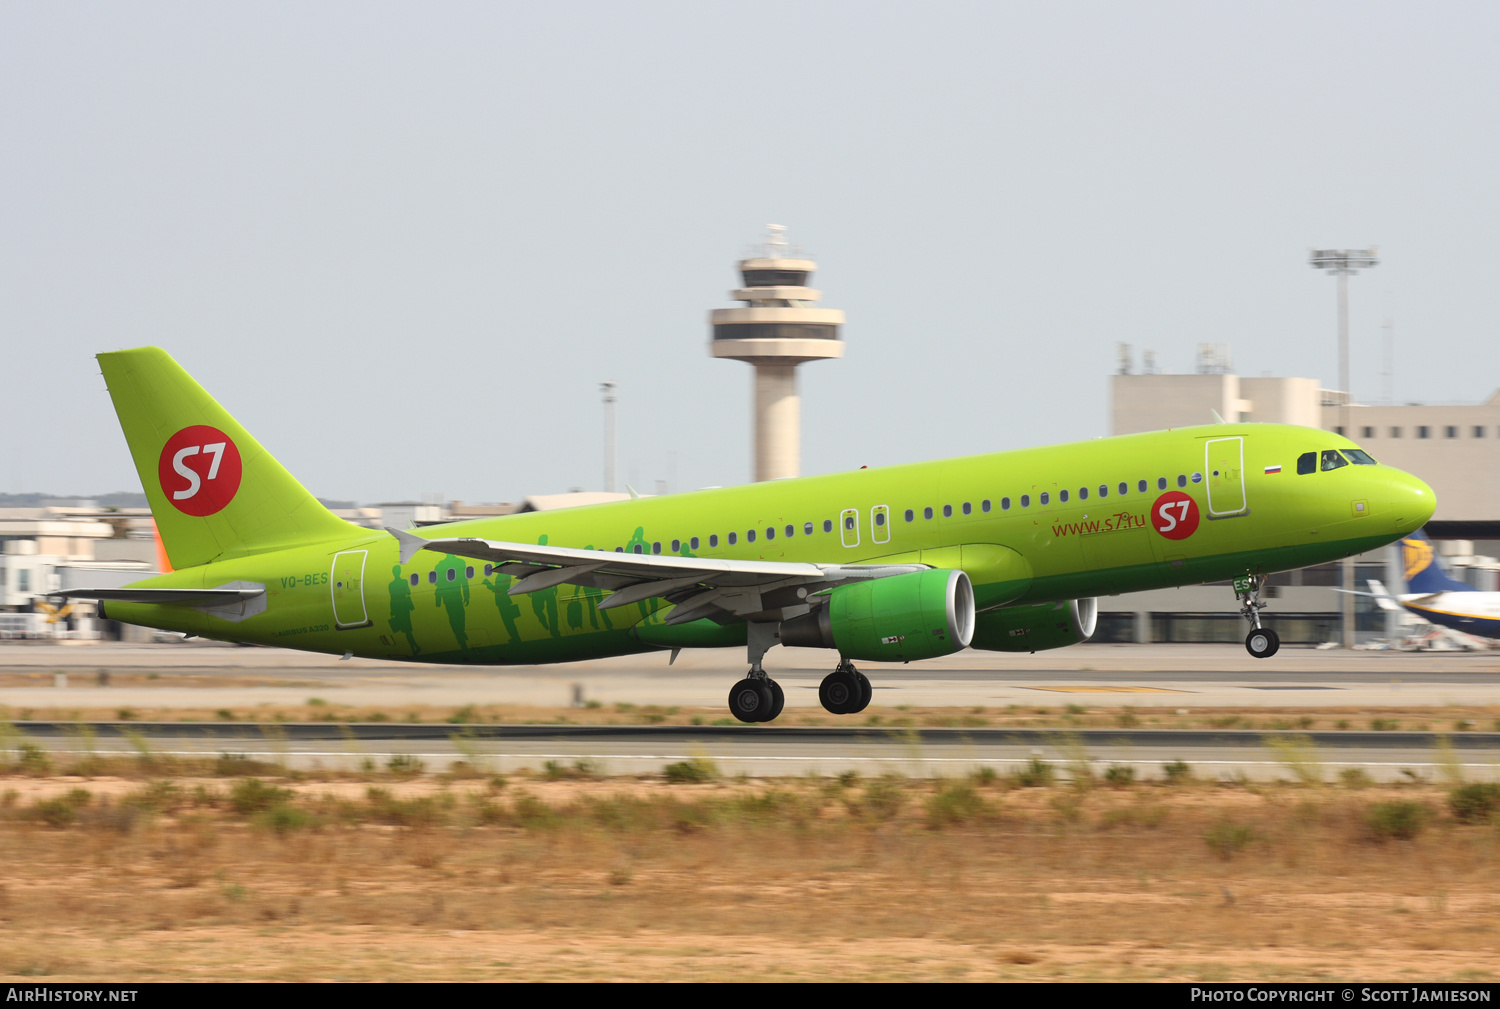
xmin=66 ymin=348 xmax=1435 ymax=722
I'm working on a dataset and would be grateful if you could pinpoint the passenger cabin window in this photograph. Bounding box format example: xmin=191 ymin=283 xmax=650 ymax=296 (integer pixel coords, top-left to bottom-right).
xmin=943 ymin=504 xmax=953 ymax=517
xmin=962 ymin=502 xmax=972 ymax=515
xmin=1344 ymin=449 xmax=1378 ymax=465
xmin=1020 ymin=494 xmax=1029 ymax=507
xmin=727 ymin=533 xmax=737 ymax=545
xmin=747 ymin=530 xmax=756 ymax=543
xmin=428 ymin=571 xmax=437 ymax=584
xmin=1040 ymin=492 xmax=1050 ymax=505
xmin=465 ymin=566 xmax=474 ymax=579
xmin=804 ymin=522 xmax=814 ymax=534
xmin=1100 ymin=485 xmax=1109 ymax=498
xmin=1297 ymin=452 xmax=1317 ymax=475
xmin=652 ymin=542 xmax=662 ymax=554
xmin=923 ymin=507 xmax=933 ymax=520
xmin=904 ymin=509 xmax=914 ymax=522
xmin=410 ymin=573 xmax=420 ymax=586
xmin=1000 ymin=497 xmax=1010 ymax=510
xmin=1078 ymin=487 xmax=1088 ymax=500
xmin=1176 ymin=475 xmax=1187 ymax=488
xmin=843 ymin=515 xmax=855 ymax=530
xmin=1320 ymin=449 xmax=1349 ymax=472
xmin=874 ymin=511 xmax=886 ymax=526
xmin=765 ymin=528 xmax=774 ymax=540
xmin=1157 ymin=478 xmax=1167 ymax=491
xmin=786 ymin=525 xmax=794 ymax=537
xmin=822 ymin=520 xmax=833 ymax=533
xmin=1138 ymin=480 xmax=1147 ymax=493
xmin=981 ymin=499 xmax=991 ymax=512
xmin=690 ymin=537 xmax=700 ymax=549
xmin=1059 ymin=490 xmax=1069 ymax=503
xmin=709 ymin=535 xmax=719 ymax=547
xmin=671 ymin=539 xmax=680 ymax=552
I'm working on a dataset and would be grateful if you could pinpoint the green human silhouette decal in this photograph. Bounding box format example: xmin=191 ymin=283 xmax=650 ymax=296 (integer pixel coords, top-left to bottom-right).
xmin=481 ymin=567 xmax=525 ymax=644
xmin=619 ymin=527 xmax=658 ymax=620
xmin=433 ymin=553 xmax=471 ymax=649
xmin=387 ymin=564 xmax=421 ymax=655
xmin=571 ymin=545 xmax=614 ymax=632
xmin=531 ymin=535 xmax=562 ymax=639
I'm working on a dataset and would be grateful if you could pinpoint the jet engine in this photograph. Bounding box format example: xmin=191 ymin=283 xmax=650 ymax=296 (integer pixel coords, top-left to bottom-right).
xmin=779 ymin=569 xmax=975 ymax=662
xmin=969 ymin=598 xmax=1098 ymax=652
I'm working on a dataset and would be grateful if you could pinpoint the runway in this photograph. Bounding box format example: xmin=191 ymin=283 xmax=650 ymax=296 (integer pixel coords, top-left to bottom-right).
xmin=3 ymin=641 xmax=1499 ymax=711
xmin=12 ymin=720 xmax=1499 ymax=783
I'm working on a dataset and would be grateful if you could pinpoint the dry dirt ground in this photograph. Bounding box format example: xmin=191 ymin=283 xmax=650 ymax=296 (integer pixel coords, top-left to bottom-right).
xmin=0 ymin=763 xmax=1497 ymax=982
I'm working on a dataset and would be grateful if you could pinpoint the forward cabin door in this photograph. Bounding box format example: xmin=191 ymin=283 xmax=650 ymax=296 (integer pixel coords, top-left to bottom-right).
xmin=1205 ymin=437 xmax=1247 ymax=517
xmin=331 ymin=549 xmax=371 ymax=629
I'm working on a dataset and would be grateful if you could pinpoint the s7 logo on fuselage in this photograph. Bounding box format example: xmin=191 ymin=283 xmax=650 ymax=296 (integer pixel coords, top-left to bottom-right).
xmin=1151 ymin=491 xmax=1200 ymax=540
xmin=157 ymin=425 xmax=243 ymax=517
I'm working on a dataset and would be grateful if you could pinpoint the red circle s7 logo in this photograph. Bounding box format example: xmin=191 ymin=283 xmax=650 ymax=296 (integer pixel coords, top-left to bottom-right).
xmin=157 ymin=426 xmax=242 ymax=517
xmin=1151 ymin=491 xmax=1200 ymax=540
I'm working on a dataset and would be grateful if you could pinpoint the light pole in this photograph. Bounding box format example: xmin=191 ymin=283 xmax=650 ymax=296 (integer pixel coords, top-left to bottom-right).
xmin=600 ymin=381 xmax=617 ymax=493
xmin=1309 ymin=246 xmax=1378 ymax=649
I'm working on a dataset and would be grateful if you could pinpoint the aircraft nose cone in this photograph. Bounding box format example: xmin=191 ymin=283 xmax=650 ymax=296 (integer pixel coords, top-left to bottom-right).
xmin=1385 ymin=469 xmax=1436 ymax=535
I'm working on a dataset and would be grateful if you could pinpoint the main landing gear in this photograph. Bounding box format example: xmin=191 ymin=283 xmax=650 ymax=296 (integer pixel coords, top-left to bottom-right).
xmin=1236 ymin=574 xmax=1280 ymax=659
xmin=724 ymin=623 xmax=874 ymax=723
xmin=728 ymin=623 xmax=786 ymax=723
xmin=819 ymin=660 xmax=872 ymax=715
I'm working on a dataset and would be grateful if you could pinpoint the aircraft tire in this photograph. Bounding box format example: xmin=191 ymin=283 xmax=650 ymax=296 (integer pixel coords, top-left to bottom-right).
xmin=851 ymin=671 xmax=872 ymax=713
xmin=728 ymin=678 xmax=774 ymax=723
xmin=1245 ymin=628 xmax=1280 ymax=659
xmin=763 ymin=679 xmax=785 ymax=722
xmin=819 ymin=668 xmax=861 ymax=715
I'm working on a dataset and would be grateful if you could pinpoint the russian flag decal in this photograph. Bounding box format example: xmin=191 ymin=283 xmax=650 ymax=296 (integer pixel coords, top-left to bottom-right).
xmin=1264 ymin=465 xmax=1282 ymax=475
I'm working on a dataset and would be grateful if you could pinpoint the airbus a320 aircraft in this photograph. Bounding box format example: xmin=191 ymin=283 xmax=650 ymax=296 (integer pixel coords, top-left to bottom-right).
xmin=63 ymin=348 xmax=1436 ymax=722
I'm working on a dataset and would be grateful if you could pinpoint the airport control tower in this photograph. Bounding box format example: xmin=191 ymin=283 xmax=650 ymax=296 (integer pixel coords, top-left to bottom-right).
xmin=709 ymin=226 xmax=845 ymax=482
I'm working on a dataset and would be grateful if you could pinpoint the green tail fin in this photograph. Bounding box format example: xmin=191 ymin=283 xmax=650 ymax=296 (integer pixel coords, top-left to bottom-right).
xmin=98 ymin=347 xmax=355 ymax=569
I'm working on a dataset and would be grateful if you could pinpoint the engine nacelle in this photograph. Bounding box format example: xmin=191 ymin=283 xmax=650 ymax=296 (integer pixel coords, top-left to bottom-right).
xmin=969 ymin=598 xmax=1098 ymax=653
xmin=780 ymin=569 xmax=975 ymax=662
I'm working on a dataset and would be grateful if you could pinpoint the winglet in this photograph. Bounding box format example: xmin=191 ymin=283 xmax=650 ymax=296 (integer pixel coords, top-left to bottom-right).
xmin=1210 ymin=409 xmax=1227 ymax=424
xmin=386 ymin=526 xmax=431 ymax=565
xmin=625 ymin=484 xmax=641 ymax=500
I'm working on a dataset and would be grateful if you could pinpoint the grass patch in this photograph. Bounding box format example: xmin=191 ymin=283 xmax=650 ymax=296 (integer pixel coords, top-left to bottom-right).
xmin=662 ymin=758 xmax=718 ymax=784
xmin=1364 ymin=801 xmax=1428 ymax=841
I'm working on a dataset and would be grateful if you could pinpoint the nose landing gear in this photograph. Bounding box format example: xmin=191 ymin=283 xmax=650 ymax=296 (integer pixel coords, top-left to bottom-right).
xmin=819 ymin=660 xmax=872 ymax=715
xmin=1236 ymin=574 xmax=1280 ymax=659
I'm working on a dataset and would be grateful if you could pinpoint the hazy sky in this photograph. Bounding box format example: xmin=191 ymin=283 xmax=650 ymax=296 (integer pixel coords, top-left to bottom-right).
xmin=4 ymin=2 xmax=1498 ymax=504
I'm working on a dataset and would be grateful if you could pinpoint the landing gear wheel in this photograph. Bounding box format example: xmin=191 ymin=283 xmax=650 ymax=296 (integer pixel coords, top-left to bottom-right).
xmin=1245 ymin=627 xmax=1280 ymax=659
xmin=763 ymin=679 xmax=785 ymax=722
xmin=728 ymin=677 xmax=774 ymax=723
xmin=819 ymin=667 xmax=862 ymax=715
xmin=851 ymin=671 xmax=872 ymax=713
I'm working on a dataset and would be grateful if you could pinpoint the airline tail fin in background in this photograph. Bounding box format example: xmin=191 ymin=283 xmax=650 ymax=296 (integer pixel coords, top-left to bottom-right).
xmin=98 ymin=348 xmax=355 ymax=570
xmin=1399 ymin=529 xmax=1475 ymax=595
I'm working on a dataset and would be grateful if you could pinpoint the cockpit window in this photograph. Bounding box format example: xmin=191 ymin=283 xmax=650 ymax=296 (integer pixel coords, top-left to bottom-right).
xmin=1343 ymin=448 xmax=1378 ymax=465
xmin=1297 ymin=452 xmax=1316 ymax=475
xmin=1320 ymin=449 xmax=1349 ymax=472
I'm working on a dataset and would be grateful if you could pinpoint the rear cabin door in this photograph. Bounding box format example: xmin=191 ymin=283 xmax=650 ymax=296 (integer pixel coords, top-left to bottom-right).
xmin=1205 ymin=437 xmax=1247 ymax=517
xmin=871 ymin=504 xmax=891 ymax=545
xmin=331 ymin=549 xmax=371 ymax=629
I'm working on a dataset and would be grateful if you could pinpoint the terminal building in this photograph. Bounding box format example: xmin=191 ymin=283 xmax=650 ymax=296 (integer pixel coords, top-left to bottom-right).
xmin=1103 ymin=345 xmax=1500 ymax=644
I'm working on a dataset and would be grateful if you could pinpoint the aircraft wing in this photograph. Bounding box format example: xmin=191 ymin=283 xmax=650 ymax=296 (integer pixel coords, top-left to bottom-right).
xmin=50 ymin=587 xmax=265 ymax=605
xmin=387 ymin=527 xmax=927 ymax=624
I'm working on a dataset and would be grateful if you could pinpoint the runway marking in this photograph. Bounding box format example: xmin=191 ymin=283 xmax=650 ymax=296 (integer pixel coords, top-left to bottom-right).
xmin=1021 ymin=686 xmax=1188 ymax=694
xmin=1246 ymin=686 xmax=1341 ymax=690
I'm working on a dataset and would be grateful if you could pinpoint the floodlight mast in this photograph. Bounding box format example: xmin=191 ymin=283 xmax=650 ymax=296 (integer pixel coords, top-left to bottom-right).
xmin=1309 ymin=247 xmax=1379 ymax=649
xmin=601 ymin=381 xmax=617 ymax=493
